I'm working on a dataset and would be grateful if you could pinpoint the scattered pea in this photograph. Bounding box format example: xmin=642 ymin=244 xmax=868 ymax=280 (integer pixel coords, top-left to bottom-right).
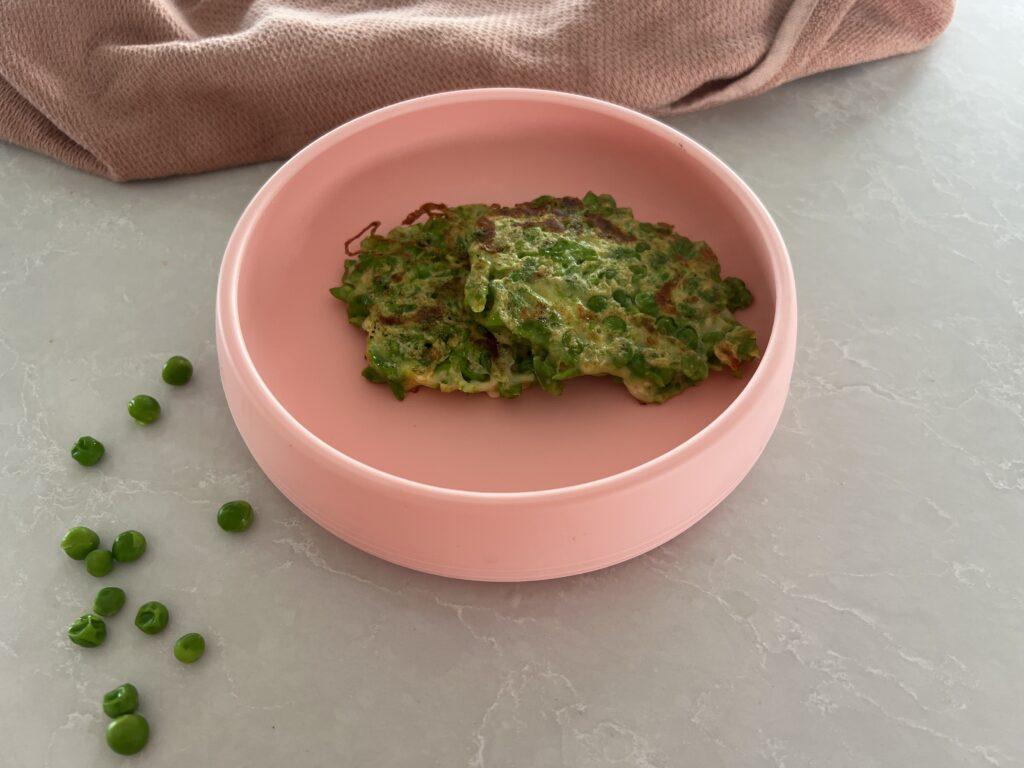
xmin=85 ymin=549 xmax=114 ymax=577
xmin=111 ymin=530 xmax=146 ymax=562
xmin=135 ymin=601 xmax=169 ymax=635
xmin=127 ymin=394 xmax=161 ymax=425
xmin=585 ymin=295 xmax=609 ymax=312
xmin=161 ymin=355 xmax=193 ymax=385
xmin=173 ymin=632 xmax=205 ymax=664
xmin=106 ymin=714 xmax=149 ymax=756
xmin=102 ymin=683 xmax=139 ymax=718
xmin=217 ymin=500 xmax=253 ymax=533
xmin=68 ymin=613 xmax=107 ymax=648
xmin=61 ymin=526 xmax=100 ymax=560
xmin=70 ymin=436 xmax=104 ymax=467
xmin=93 ymin=587 xmax=126 ymax=617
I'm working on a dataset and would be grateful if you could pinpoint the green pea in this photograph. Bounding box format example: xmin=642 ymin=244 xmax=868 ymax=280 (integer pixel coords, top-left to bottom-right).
xmin=681 ymin=354 xmax=710 ymax=382
xmin=511 ymin=355 xmax=534 ymax=375
xmin=635 ymin=292 xmax=659 ymax=316
xmin=93 ymin=587 xmax=126 ymax=617
xmin=106 ymin=714 xmax=149 ymax=756
xmin=111 ymin=530 xmax=146 ymax=562
xmin=161 ymin=355 xmax=193 ymax=385
xmin=675 ymin=325 xmax=699 ymax=349
xmin=102 ymin=683 xmax=139 ymax=718
xmin=346 ymin=293 xmax=371 ymax=324
xmin=532 ymin=356 xmax=554 ymax=380
xmin=602 ymin=315 xmax=628 ymax=333
xmin=68 ymin=613 xmax=106 ymax=648
xmin=70 ymin=436 xmax=104 ymax=467
xmin=612 ymin=289 xmax=634 ymax=309
xmin=517 ymin=318 xmax=552 ymax=345
xmin=700 ymin=285 xmax=724 ymax=305
xmin=61 ymin=526 xmax=100 ymax=560
xmin=127 ymin=394 xmax=161 ymax=425
xmin=703 ymin=330 xmax=725 ymax=346
xmin=676 ymin=303 xmax=698 ymax=319
xmin=723 ymin=276 xmax=753 ymax=311
xmin=585 ymin=295 xmax=609 ymax=312
xmin=561 ymin=332 xmax=585 ymax=357
xmin=670 ymin=238 xmax=699 ymax=259
xmin=85 ymin=549 xmax=114 ymax=578
xmin=735 ymin=333 xmax=758 ymax=359
xmin=655 ymin=316 xmax=678 ymax=335
xmin=361 ymin=365 xmax=387 ymax=384
xmin=627 ymin=352 xmax=650 ymax=377
xmin=217 ymin=500 xmax=253 ymax=533
xmin=135 ymin=601 xmax=169 ymax=635
xmin=498 ymin=383 xmax=523 ymax=399
xmin=648 ymin=364 xmax=675 ymax=388
xmin=459 ymin=355 xmax=490 ymax=383
xmin=611 ymin=341 xmax=635 ymax=367
xmin=582 ymin=191 xmax=617 ymax=214
xmin=174 ymin=632 xmax=206 ymax=664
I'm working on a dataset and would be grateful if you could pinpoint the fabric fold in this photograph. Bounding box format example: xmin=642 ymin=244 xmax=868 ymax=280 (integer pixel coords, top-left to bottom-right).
xmin=0 ymin=0 xmax=954 ymax=181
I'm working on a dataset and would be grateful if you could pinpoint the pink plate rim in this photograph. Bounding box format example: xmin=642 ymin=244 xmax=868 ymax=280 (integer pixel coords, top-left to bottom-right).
xmin=216 ymin=87 xmax=797 ymax=503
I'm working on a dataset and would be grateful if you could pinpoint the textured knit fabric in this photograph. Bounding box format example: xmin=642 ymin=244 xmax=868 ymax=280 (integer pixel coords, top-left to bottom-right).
xmin=0 ymin=0 xmax=954 ymax=181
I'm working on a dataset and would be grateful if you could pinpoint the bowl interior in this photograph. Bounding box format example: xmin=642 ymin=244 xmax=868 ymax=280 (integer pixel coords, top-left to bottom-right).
xmin=234 ymin=93 xmax=778 ymax=492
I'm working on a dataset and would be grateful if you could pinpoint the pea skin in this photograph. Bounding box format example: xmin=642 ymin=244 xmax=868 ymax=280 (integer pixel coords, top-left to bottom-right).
xmin=61 ymin=526 xmax=99 ymax=560
xmin=127 ymin=394 xmax=161 ymax=424
xmin=135 ymin=601 xmax=169 ymax=635
xmin=162 ymin=355 xmax=193 ymax=385
xmin=217 ymin=500 xmax=253 ymax=532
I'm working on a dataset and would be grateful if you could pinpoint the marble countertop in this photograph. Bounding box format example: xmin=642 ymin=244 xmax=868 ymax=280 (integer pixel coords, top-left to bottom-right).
xmin=1 ymin=2 xmax=1021 ymax=765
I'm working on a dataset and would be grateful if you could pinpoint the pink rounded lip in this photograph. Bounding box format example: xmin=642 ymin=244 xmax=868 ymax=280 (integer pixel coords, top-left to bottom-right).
xmin=216 ymin=87 xmax=796 ymax=504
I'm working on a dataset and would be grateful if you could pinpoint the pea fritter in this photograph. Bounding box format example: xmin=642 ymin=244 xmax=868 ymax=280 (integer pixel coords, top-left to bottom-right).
xmin=333 ymin=193 xmax=757 ymax=403
xmin=464 ymin=193 xmax=758 ymax=403
xmin=331 ymin=203 xmax=535 ymax=399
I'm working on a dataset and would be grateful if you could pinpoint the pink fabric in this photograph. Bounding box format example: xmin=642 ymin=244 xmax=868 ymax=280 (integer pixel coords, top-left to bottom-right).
xmin=0 ymin=0 xmax=954 ymax=181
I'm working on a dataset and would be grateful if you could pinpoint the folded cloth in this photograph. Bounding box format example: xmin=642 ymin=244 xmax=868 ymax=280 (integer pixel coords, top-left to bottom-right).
xmin=0 ymin=0 xmax=953 ymax=181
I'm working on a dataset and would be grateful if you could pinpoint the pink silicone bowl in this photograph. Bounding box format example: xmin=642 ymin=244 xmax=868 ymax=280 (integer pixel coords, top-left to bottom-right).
xmin=216 ymin=88 xmax=796 ymax=581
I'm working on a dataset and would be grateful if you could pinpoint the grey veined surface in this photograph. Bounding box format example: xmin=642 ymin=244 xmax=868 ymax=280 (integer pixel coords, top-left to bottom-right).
xmin=0 ymin=1 xmax=1021 ymax=765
